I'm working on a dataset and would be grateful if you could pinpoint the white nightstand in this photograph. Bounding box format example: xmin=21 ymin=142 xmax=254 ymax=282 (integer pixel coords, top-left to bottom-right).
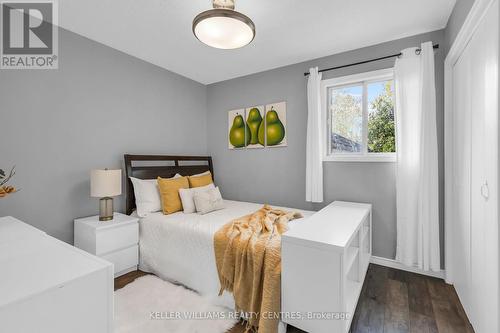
xmin=74 ymin=212 xmax=139 ymax=277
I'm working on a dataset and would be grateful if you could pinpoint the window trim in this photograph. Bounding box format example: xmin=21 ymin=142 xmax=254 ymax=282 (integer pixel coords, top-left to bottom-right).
xmin=321 ymin=68 xmax=396 ymax=163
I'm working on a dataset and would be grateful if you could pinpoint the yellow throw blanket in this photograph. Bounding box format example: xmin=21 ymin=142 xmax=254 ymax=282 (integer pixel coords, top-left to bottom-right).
xmin=214 ymin=205 xmax=303 ymax=333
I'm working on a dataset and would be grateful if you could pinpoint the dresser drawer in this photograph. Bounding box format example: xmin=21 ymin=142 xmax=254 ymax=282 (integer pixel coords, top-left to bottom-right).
xmin=102 ymin=245 xmax=138 ymax=276
xmin=96 ymin=223 xmax=138 ymax=255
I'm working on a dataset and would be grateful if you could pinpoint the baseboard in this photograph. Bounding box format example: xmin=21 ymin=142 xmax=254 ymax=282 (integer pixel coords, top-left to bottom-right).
xmin=370 ymin=256 xmax=445 ymax=279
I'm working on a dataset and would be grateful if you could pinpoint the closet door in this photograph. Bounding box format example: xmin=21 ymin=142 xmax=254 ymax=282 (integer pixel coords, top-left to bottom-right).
xmin=451 ymin=44 xmax=472 ymax=318
xmin=469 ymin=2 xmax=499 ymax=332
xmin=451 ymin=2 xmax=499 ymax=332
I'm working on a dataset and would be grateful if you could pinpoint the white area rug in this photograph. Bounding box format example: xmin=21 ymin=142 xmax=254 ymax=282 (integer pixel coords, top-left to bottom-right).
xmin=114 ymin=275 xmax=238 ymax=333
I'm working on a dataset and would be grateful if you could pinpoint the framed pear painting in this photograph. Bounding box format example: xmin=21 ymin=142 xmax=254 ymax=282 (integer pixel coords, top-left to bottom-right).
xmin=245 ymin=105 xmax=265 ymax=149
xmin=228 ymin=109 xmax=249 ymax=149
xmin=264 ymin=102 xmax=287 ymax=147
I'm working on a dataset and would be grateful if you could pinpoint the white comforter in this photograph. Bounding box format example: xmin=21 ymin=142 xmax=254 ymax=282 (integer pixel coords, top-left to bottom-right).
xmin=138 ymin=200 xmax=314 ymax=309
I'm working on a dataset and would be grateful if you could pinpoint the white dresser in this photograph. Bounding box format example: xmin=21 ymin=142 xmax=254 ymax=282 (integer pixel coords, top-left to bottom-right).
xmin=282 ymin=201 xmax=372 ymax=333
xmin=74 ymin=213 xmax=139 ymax=277
xmin=0 ymin=216 xmax=113 ymax=333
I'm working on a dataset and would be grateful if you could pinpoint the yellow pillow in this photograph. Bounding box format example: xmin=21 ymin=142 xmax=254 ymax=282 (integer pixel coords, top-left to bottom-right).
xmin=188 ymin=172 xmax=214 ymax=188
xmin=157 ymin=176 xmax=189 ymax=214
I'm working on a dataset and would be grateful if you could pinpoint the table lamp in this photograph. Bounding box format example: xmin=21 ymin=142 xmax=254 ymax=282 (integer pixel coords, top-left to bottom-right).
xmin=91 ymin=169 xmax=122 ymax=221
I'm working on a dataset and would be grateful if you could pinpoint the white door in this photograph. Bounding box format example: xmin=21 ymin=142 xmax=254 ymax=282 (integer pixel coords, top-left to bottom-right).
xmin=450 ymin=1 xmax=499 ymax=332
xmin=469 ymin=2 xmax=499 ymax=332
xmin=451 ymin=42 xmax=472 ymax=318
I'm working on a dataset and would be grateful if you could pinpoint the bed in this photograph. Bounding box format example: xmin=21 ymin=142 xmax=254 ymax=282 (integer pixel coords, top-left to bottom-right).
xmin=124 ymin=155 xmax=314 ymax=309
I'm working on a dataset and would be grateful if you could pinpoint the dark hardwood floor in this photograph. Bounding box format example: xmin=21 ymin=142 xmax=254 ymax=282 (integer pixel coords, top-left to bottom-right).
xmin=115 ymin=264 xmax=474 ymax=333
xmin=114 ymin=270 xmax=149 ymax=291
xmin=349 ymin=264 xmax=473 ymax=333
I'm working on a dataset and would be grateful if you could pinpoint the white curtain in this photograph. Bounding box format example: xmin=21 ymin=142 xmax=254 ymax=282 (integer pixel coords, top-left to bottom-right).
xmin=306 ymin=67 xmax=323 ymax=202
xmin=395 ymin=42 xmax=440 ymax=271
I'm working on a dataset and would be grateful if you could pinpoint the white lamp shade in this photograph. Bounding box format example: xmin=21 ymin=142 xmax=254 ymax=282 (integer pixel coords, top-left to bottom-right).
xmin=193 ymin=8 xmax=255 ymax=50
xmin=90 ymin=169 xmax=122 ymax=198
xmin=194 ymin=15 xmax=254 ymax=49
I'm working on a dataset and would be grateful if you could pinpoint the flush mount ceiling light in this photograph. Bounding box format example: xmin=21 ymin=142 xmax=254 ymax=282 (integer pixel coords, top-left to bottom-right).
xmin=193 ymin=0 xmax=255 ymax=49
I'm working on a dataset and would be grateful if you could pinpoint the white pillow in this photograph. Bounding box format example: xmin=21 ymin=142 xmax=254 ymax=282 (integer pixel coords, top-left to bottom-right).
xmin=130 ymin=174 xmax=180 ymax=217
xmin=193 ymin=187 xmax=225 ymax=215
xmin=179 ymin=183 xmax=215 ymax=214
xmin=191 ymin=170 xmax=211 ymax=177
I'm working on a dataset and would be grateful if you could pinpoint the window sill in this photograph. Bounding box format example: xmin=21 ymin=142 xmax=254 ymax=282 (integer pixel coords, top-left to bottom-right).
xmin=323 ymin=154 xmax=396 ymax=163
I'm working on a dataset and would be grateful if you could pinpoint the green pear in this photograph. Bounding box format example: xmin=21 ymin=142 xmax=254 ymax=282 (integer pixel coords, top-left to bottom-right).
xmin=247 ymin=108 xmax=263 ymax=145
xmin=229 ymin=114 xmax=251 ymax=148
xmin=257 ymin=117 xmax=265 ymax=145
xmin=265 ymin=107 xmax=285 ymax=146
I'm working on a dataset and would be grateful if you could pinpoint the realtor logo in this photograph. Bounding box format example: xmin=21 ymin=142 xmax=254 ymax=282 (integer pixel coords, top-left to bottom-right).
xmin=0 ymin=0 xmax=58 ymax=69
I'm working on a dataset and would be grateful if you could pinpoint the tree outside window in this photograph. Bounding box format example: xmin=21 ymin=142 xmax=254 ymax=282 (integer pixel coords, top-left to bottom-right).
xmin=368 ymin=81 xmax=395 ymax=153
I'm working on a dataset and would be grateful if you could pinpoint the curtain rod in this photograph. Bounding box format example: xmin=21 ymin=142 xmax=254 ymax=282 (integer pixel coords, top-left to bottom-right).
xmin=303 ymin=44 xmax=439 ymax=76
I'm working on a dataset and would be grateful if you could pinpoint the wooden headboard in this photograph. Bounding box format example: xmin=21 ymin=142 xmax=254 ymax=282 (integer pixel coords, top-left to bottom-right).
xmin=124 ymin=154 xmax=213 ymax=215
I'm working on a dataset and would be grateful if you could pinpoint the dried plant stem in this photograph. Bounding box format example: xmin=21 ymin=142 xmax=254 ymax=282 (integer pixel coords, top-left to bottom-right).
xmin=0 ymin=166 xmax=15 ymax=187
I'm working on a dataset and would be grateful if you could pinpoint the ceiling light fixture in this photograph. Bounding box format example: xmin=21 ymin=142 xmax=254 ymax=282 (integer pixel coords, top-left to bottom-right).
xmin=192 ymin=0 xmax=255 ymax=49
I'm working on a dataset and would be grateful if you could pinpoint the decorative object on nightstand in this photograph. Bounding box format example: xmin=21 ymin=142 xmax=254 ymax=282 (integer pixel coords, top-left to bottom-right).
xmin=74 ymin=212 xmax=139 ymax=277
xmin=0 ymin=166 xmax=18 ymax=198
xmin=90 ymin=168 xmax=122 ymax=221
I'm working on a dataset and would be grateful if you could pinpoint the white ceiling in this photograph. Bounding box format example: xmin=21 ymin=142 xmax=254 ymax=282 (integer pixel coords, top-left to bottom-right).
xmin=59 ymin=0 xmax=456 ymax=84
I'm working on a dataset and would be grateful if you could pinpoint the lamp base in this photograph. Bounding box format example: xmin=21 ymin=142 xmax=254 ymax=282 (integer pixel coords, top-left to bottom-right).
xmin=99 ymin=197 xmax=114 ymax=221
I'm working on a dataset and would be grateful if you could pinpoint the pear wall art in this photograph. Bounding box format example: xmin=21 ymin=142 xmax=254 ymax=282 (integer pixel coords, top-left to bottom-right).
xmin=228 ymin=102 xmax=287 ymax=149
xmin=228 ymin=109 xmax=248 ymax=149
xmin=265 ymin=102 xmax=287 ymax=147
xmin=246 ymin=105 xmax=265 ymax=149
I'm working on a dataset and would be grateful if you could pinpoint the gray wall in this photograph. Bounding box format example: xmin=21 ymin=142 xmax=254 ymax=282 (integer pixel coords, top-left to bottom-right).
xmin=1 ymin=3 xmax=475 ymax=260
xmin=445 ymin=0 xmax=476 ymax=52
xmin=0 ymin=28 xmax=208 ymax=243
xmin=207 ymin=30 xmax=445 ymax=262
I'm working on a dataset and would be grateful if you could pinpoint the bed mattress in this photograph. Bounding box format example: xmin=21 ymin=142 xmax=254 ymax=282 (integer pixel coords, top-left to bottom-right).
xmin=137 ymin=200 xmax=314 ymax=309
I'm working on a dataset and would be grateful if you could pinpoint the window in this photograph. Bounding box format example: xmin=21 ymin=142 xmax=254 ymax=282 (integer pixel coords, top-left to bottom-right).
xmin=322 ymin=69 xmax=396 ymax=162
